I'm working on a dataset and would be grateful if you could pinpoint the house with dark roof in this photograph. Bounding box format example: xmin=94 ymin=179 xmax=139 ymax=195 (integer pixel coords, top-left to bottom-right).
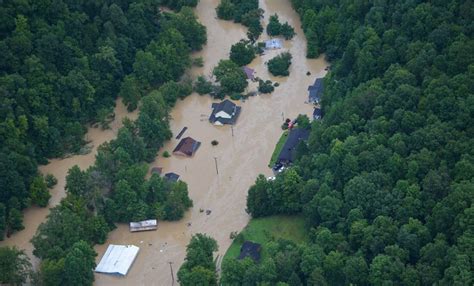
xmin=164 ymin=172 xmax=180 ymax=182
xmin=308 ymin=78 xmax=324 ymax=104
xmin=313 ymin=107 xmax=322 ymax=120
xmin=242 ymin=66 xmax=256 ymax=81
xmin=238 ymin=241 xmax=261 ymax=262
xmin=209 ymin=99 xmax=241 ymax=126
xmin=276 ymin=128 xmax=310 ymax=165
xmin=173 ymin=137 xmax=201 ymax=157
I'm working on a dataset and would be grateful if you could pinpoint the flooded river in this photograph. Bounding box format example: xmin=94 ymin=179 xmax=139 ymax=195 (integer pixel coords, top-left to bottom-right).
xmin=0 ymin=0 xmax=327 ymax=284
xmin=95 ymin=0 xmax=327 ymax=285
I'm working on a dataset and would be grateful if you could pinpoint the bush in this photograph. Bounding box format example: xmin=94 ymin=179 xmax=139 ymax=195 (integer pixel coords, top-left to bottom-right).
xmin=30 ymin=176 xmax=50 ymax=207
xmin=280 ymin=22 xmax=296 ymax=40
xmin=192 ymin=57 xmax=204 ymax=67
xmin=258 ymin=79 xmax=275 ymax=94
xmin=211 ymin=140 xmax=219 ymax=146
xmin=230 ymin=93 xmax=242 ymax=100
xmin=216 ymin=0 xmax=235 ymax=20
xmin=45 ymin=174 xmax=58 ymax=189
xmin=266 ymin=14 xmax=281 ymax=36
xmin=213 ymin=60 xmax=248 ymax=95
xmin=163 ymin=151 xmax=171 ymax=158
xmin=194 ymin=76 xmax=213 ymax=95
xmin=268 ymin=52 xmax=292 ymax=76
xmin=230 ymin=40 xmax=256 ymax=66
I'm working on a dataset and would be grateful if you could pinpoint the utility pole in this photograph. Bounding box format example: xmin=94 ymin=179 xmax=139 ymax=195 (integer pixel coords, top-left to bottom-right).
xmin=281 ymin=112 xmax=284 ymax=121
xmin=214 ymin=157 xmax=219 ymax=175
xmin=168 ymin=261 xmax=174 ymax=286
xmin=231 ymin=125 xmax=234 ymax=137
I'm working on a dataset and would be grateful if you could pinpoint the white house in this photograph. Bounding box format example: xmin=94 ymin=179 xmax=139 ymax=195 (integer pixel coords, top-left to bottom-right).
xmin=209 ymin=99 xmax=241 ymax=126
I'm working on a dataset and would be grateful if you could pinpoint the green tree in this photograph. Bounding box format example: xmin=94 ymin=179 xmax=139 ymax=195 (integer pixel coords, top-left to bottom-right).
xmin=280 ymin=22 xmax=296 ymax=40
xmin=268 ymin=52 xmax=292 ymax=76
xmin=213 ymin=60 xmax=248 ymax=94
xmin=30 ymin=176 xmax=51 ymax=207
xmin=63 ymin=241 xmax=97 ymax=286
xmin=0 ymin=246 xmax=31 ymax=285
xmin=178 ymin=234 xmax=218 ymax=285
xmin=216 ymin=0 xmax=236 ymax=20
xmin=267 ymin=14 xmax=281 ymax=36
xmin=230 ymin=40 xmax=256 ymax=66
xmin=194 ymin=76 xmax=214 ymax=95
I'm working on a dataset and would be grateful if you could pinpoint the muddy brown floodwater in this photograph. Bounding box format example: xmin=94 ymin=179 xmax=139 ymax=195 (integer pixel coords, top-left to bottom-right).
xmin=0 ymin=99 xmax=138 ymax=269
xmin=94 ymin=0 xmax=328 ymax=285
xmin=0 ymin=0 xmax=328 ymax=284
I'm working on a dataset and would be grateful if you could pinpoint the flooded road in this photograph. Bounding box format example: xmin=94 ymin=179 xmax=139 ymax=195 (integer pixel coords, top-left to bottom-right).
xmin=95 ymin=0 xmax=327 ymax=285
xmin=0 ymin=99 xmax=138 ymax=269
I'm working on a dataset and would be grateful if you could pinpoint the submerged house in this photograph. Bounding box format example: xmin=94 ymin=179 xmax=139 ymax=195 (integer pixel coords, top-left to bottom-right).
xmin=242 ymin=66 xmax=256 ymax=81
xmin=265 ymin=38 xmax=283 ymax=50
xmin=129 ymin=219 xmax=157 ymax=232
xmin=238 ymin=241 xmax=262 ymax=262
xmin=209 ymin=99 xmax=241 ymax=126
xmin=95 ymin=245 xmax=140 ymax=276
xmin=308 ymin=78 xmax=324 ymax=104
xmin=277 ymin=128 xmax=310 ymax=165
xmin=173 ymin=137 xmax=201 ymax=157
xmin=313 ymin=107 xmax=322 ymax=120
xmin=164 ymin=172 xmax=180 ymax=182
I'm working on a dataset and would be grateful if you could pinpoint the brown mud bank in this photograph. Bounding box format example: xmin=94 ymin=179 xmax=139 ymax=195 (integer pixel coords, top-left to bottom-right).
xmin=94 ymin=0 xmax=328 ymax=285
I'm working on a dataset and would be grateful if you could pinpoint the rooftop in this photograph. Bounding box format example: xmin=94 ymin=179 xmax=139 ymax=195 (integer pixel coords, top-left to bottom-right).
xmin=238 ymin=241 xmax=261 ymax=262
xmin=173 ymin=137 xmax=201 ymax=157
xmin=277 ymin=128 xmax=310 ymax=165
xmin=164 ymin=172 xmax=180 ymax=182
xmin=95 ymin=245 xmax=140 ymax=276
xmin=209 ymin=99 xmax=241 ymax=125
xmin=308 ymin=78 xmax=324 ymax=103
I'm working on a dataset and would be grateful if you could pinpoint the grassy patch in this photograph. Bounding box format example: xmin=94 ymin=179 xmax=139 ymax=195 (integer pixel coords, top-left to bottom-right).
xmin=223 ymin=215 xmax=308 ymax=263
xmin=268 ymin=131 xmax=289 ymax=167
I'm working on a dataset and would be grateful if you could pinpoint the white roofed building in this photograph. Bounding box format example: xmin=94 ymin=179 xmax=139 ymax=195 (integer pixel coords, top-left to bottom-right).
xmin=95 ymin=245 xmax=140 ymax=276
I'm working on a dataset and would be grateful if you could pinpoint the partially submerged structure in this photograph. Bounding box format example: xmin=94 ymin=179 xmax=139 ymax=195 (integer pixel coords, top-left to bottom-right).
xmin=242 ymin=66 xmax=256 ymax=81
xmin=276 ymin=128 xmax=310 ymax=165
xmin=209 ymin=99 xmax=241 ymax=126
xmin=308 ymin=78 xmax=324 ymax=103
xmin=238 ymin=241 xmax=261 ymax=262
xmin=151 ymin=167 xmax=162 ymax=175
xmin=173 ymin=137 xmax=201 ymax=157
xmin=95 ymin=245 xmax=140 ymax=276
xmin=164 ymin=172 xmax=180 ymax=182
xmin=313 ymin=107 xmax=322 ymax=120
xmin=129 ymin=219 xmax=157 ymax=232
xmin=265 ymin=38 xmax=283 ymax=50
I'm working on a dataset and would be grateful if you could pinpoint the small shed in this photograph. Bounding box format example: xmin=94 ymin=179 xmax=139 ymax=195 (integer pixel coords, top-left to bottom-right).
xmin=129 ymin=219 xmax=157 ymax=232
xmin=308 ymin=78 xmax=324 ymax=103
xmin=95 ymin=245 xmax=140 ymax=276
xmin=238 ymin=241 xmax=261 ymax=262
xmin=242 ymin=66 xmax=256 ymax=81
xmin=173 ymin=137 xmax=201 ymax=157
xmin=265 ymin=39 xmax=283 ymax=50
xmin=164 ymin=172 xmax=180 ymax=182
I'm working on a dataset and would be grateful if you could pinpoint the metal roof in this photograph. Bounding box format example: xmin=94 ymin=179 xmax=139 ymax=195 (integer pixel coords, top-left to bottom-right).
xmin=95 ymin=245 xmax=140 ymax=276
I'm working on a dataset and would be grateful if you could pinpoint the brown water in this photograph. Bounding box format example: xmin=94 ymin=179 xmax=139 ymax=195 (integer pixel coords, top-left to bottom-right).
xmin=0 ymin=99 xmax=138 ymax=269
xmin=94 ymin=0 xmax=328 ymax=285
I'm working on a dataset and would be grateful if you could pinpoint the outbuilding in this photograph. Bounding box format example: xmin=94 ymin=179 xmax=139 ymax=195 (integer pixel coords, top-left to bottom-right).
xmin=173 ymin=137 xmax=201 ymax=157
xmin=164 ymin=172 xmax=180 ymax=182
xmin=308 ymin=78 xmax=324 ymax=104
xmin=129 ymin=219 xmax=157 ymax=232
xmin=265 ymin=38 xmax=283 ymax=50
xmin=95 ymin=245 xmax=140 ymax=276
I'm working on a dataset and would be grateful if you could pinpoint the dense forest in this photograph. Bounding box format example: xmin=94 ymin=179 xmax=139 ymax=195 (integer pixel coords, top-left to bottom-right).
xmin=224 ymin=0 xmax=474 ymax=285
xmin=0 ymin=0 xmax=204 ymax=284
xmin=0 ymin=0 xmax=204 ymax=240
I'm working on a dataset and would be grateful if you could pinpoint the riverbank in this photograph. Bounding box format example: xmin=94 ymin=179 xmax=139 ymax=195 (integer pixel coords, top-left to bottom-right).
xmin=94 ymin=0 xmax=327 ymax=285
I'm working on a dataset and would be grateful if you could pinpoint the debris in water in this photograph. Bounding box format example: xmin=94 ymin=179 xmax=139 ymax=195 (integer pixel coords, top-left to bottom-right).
xmin=206 ymin=209 xmax=212 ymax=215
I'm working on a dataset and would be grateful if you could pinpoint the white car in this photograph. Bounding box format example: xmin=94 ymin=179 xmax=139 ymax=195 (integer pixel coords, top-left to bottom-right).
xmin=267 ymin=176 xmax=276 ymax=181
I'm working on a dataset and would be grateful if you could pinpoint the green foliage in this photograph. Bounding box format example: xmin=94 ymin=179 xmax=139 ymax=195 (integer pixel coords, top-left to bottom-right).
xmin=162 ymin=0 xmax=199 ymax=11
xmin=216 ymin=0 xmax=236 ymax=20
xmin=266 ymin=14 xmax=295 ymax=40
xmin=230 ymin=40 xmax=256 ymax=66
xmin=30 ymin=176 xmax=50 ymax=207
xmin=0 ymin=246 xmax=31 ymax=285
xmin=258 ymin=79 xmax=275 ymax=94
xmin=268 ymin=52 xmax=292 ymax=76
xmin=229 ymin=0 xmax=474 ymax=284
xmin=63 ymin=241 xmax=96 ymax=286
xmin=178 ymin=234 xmax=218 ymax=286
xmin=194 ymin=76 xmax=214 ymax=95
xmin=163 ymin=151 xmax=171 ymax=158
xmin=217 ymin=0 xmax=263 ymax=41
xmin=213 ymin=60 xmax=248 ymax=94
xmin=269 ymin=131 xmax=288 ymax=167
xmin=45 ymin=174 xmax=58 ymax=189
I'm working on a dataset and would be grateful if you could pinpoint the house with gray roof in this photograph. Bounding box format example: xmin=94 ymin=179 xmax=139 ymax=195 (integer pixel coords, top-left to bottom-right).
xmin=209 ymin=99 xmax=241 ymax=126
